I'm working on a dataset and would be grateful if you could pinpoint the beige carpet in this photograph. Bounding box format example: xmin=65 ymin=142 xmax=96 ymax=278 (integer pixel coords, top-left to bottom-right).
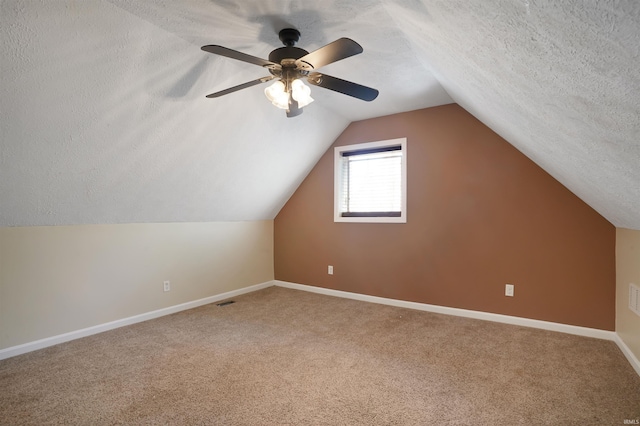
xmin=1 ymin=286 xmax=639 ymax=425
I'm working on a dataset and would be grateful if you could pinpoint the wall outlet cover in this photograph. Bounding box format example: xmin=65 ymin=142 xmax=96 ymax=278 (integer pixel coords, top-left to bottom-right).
xmin=505 ymin=284 xmax=514 ymax=297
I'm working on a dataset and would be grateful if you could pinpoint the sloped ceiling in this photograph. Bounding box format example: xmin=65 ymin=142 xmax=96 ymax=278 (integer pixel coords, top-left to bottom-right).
xmin=1 ymin=1 xmax=638 ymax=229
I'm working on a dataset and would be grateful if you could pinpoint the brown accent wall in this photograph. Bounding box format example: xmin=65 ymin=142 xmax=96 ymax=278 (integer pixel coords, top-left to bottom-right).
xmin=274 ymin=104 xmax=615 ymax=330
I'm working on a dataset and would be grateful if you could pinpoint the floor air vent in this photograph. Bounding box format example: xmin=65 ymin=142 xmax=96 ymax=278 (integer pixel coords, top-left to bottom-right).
xmin=216 ymin=300 xmax=235 ymax=307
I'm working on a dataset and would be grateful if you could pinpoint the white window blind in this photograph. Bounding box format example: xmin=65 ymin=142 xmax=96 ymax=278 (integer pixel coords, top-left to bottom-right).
xmin=334 ymin=138 xmax=407 ymax=223
xmin=339 ymin=147 xmax=402 ymax=216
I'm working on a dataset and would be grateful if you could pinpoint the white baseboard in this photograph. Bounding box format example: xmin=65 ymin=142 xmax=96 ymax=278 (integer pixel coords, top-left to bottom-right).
xmin=274 ymin=280 xmax=616 ymax=340
xmin=274 ymin=280 xmax=640 ymax=376
xmin=4 ymin=279 xmax=638 ymax=378
xmin=0 ymin=281 xmax=273 ymax=361
xmin=614 ymin=334 xmax=640 ymax=376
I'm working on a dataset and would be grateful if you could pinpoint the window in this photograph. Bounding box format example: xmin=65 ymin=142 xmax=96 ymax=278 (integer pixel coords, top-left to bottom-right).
xmin=334 ymin=138 xmax=407 ymax=223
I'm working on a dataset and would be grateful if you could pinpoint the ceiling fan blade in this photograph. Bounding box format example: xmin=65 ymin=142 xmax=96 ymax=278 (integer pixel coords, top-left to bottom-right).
xmin=295 ymin=38 xmax=363 ymax=71
xmin=201 ymin=45 xmax=280 ymax=70
xmin=205 ymin=76 xmax=276 ymax=98
xmin=307 ymin=72 xmax=379 ymax=101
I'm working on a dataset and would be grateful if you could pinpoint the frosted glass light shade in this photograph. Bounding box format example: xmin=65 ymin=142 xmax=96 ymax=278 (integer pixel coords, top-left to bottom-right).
xmin=264 ymin=81 xmax=289 ymax=109
xmin=291 ymin=79 xmax=314 ymax=108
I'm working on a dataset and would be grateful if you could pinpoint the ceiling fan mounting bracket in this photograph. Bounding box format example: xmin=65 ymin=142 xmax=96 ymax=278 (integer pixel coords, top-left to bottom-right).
xmin=278 ymin=28 xmax=301 ymax=47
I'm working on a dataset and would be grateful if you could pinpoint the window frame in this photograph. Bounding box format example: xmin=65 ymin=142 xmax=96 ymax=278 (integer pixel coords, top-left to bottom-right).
xmin=334 ymin=138 xmax=407 ymax=223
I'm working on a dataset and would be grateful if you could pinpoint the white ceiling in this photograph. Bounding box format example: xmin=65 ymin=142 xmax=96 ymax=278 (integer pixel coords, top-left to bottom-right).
xmin=1 ymin=0 xmax=638 ymax=229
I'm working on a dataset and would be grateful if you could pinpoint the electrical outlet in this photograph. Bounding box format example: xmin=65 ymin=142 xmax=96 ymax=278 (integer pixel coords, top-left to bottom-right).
xmin=505 ymin=284 xmax=514 ymax=297
xmin=164 ymin=280 xmax=170 ymax=292
xmin=328 ymin=265 xmax=333 ymax=275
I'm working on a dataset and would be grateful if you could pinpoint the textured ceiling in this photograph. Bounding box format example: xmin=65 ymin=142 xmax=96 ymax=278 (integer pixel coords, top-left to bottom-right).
xmin=1 ymin=0 xmax=638 ymax=229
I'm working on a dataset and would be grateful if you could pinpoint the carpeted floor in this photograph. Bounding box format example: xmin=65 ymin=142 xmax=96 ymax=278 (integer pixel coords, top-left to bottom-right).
xmin=1 ymin=286 xmax=639 ymax=425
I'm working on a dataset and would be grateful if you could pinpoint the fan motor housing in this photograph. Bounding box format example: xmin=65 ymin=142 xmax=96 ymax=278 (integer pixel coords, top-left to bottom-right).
xmin=268 ymin=47 xmax=309 ymax=64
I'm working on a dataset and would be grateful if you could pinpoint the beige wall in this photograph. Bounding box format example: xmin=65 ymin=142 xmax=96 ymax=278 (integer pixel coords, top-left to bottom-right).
xmin=275 ymin=105 xmax=616 ymax=330
xmin=616 ymin=228 xmax=640 ymax=360
xmin=0 ymin=221 xmax=274 ymax=349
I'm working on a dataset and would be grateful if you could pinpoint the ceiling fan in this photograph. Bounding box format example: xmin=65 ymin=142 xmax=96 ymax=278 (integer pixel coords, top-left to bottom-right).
xmin=201 ymin=28 xmax=379 ymax=117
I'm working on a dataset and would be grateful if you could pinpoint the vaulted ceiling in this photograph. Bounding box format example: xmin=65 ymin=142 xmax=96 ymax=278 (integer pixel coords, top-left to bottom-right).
xmin=1 ymin=1 xmax=638 ymax=229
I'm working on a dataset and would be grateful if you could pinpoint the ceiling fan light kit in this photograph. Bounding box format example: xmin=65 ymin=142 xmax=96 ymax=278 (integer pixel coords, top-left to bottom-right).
xmin=266 ymin=78 xmax=313 ymax=110
xmin=201 ymin=28 xmax=378 ymax=117
xmin=264 ymin=80 xmax=289 ymax=109
xmin=290 ymin=79 xmax=313 ymax=108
